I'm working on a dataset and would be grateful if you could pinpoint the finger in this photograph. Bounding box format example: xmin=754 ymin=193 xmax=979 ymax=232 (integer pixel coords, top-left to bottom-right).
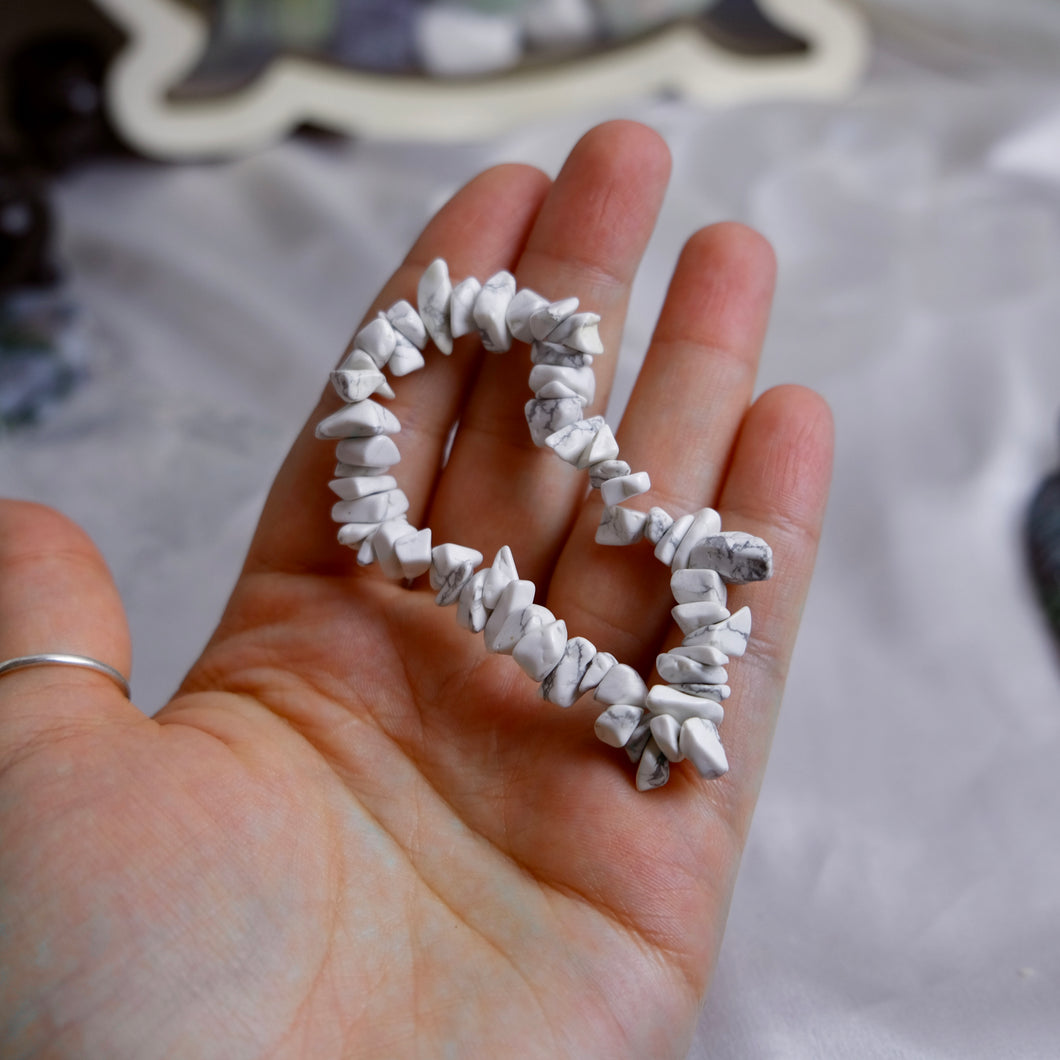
xmin=711 ymin=384 xmax=834 ymax=820
xmin=429 ymin=120 xmax=672 ymax=584
xmin=242 ymin=161 xmax=552 ymax=578
xmin=550 ymin=223 xmax=777 ymax=672
xmin=0 ymin=500 xmax=137 ymax=745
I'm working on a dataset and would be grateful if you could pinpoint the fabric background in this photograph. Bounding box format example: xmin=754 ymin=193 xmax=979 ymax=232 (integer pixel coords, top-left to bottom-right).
xmin=2 ymin=3 xmax=1059 ymax=1055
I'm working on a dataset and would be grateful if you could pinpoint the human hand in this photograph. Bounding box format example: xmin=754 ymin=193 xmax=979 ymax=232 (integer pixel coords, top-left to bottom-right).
xmin=0 ymin=121 xmax=832 ymax=1059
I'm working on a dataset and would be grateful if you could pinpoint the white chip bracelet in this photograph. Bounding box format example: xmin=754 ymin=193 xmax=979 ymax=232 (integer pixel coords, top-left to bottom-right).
xmin=317 ymin=259 xmax=773 ymax=791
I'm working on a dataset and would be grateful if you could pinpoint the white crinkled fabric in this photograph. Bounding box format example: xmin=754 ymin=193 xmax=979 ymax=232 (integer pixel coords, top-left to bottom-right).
xmin=2 ymin=5 xmax=1059 ymax=1056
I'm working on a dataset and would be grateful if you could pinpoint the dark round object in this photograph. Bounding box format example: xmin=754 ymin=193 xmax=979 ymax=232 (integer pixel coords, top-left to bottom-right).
xmin=6 ymin=33 xmax=115 ymax=170
xmin=0 ymin=157 xmax=56 ymax=293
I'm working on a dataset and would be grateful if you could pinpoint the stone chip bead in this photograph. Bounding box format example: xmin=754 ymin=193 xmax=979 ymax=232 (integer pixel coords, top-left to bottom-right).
xmin=372 ymin=518 xmax=417 ymax=579
xmin=600 ymin=471 xmax=651 ymax=508
xmin=596 ymin=505 xmax=647 ymax=546
xmin=449 ymin=276 xmax=482 ymax=338
xmin=670 ymin=507 xmax=722 ymax=571
xmin=512 ymin=619 xmax=568 ymax=681
xmin=332 ymin=488 xmax=409 ymax=524
xmin=636 ymin=738 xmax=670 ymax=791
xmin=316 ymin=400 xmax=402 ymax=440
xmin=594 ymin=704 xmax=644 ymax=748
xmin=474 ymin=270 xmax=517 ymax=351
xmin=417 ymin=259 xmax=454 ymax=354
xmin=646 ymin=683 xmax=724 ymax=725
xmin=649 ymin=713 xmax=684 ymax=762
xmin=689 ymin=532 xmax=774 ymax=583
xmin=526 ymin=396 xmax=585 ymax=446
xmin=680 ymin=717 xmax=729 ymax=779
xmin=482 ymin=579 xmax=536 ymax=652
xmin=491 ymin=603 xmax=554 ymax=656
xmin=349 ymin=315 xmax=396 ymax=368
xmin=430 ymin=543 xmax=484 ymax=591
xmin=456 ymin=568 xmax=490 ymax=632
xmin=594 ymin=662 xmax=648 ymax=707
xmin=540 ymin=636 xmax=595 ymax=707
xmin=328 ymin=474 xmax=399 ymax=501
xmin=334 ymin=434 xmax=401 ymax=469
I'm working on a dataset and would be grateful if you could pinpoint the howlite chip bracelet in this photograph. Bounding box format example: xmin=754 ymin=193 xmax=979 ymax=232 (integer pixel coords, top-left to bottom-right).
xmin=317 ymin=259 xmax=773 ymax=791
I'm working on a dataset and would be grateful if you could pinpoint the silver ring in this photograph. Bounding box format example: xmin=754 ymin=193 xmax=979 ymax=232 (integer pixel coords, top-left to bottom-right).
xmin=0 ymin=653 xmax=131 ymax=699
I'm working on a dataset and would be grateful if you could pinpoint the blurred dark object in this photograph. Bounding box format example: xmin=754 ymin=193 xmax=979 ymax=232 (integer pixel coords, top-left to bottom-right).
xmin=0 ymin=156 xmax=58 ymax=293
xmin=703 ymin=0 xmax=808 ymax=56
xmin=1027 ymin=436 xmax=1060 ymax=645
xmin=0 ymin=288 xmax=87 ymax=429
xmin=0 ymin=0 xmax=124 ymax=169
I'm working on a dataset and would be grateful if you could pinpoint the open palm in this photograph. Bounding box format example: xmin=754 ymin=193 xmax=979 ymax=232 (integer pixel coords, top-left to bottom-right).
xmin=0 ymin=122 xmax=832 ymax=1059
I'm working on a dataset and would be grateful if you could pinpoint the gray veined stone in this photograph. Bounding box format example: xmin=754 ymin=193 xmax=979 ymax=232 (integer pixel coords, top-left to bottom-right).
xmin=547 ymin=311 xmax=604 ymax=355
xmin=387 ymin=333 xmax=426 ymax=377
xmin=600 ymin=471 xmax=651 ymax=508
xmin=506 ymin=287 xmax=548 ymax=343
xmin=351 ymin=315 xmax=397 ymax=368
xmin=675 ymin=683 xmax=731 ymax=701
xmin=316 ymin=399 xmax=401 ymax=439
xmin=373 ymin=518 xmax=417 ymax=579
xmin=482 ymin=545 xmax=518 ymax=609
xmin=596 ymin=505 xmax=647 ymax=546
xmin=330 ymin=367 xmax=391 ymax=403
xmin=534 ymin=380 xmax=582 ymax=401
xmin=671 ymin=507 xmax=722 ymax=571
xmin=334 ymin=434 xmax=400 ymax=468
xmin=680 ymin=717 xmax=729 ymax=779
xmin=650 ymin=713 xmax=684 ymax=762
xmin=540 ymin=636 xmax=595 ymax=707
xmin=625 ymin=718 xmax=653 ymax=762
xmin=545 ymin=416 xmax=605 ymax=466
xmin=636 ymin=738 xmax=670 ymax=791
xmin=512 ymin=618 xmax=568 ymax=681
xmin=474 ymin=270 xmax=518 ymax=351
xmin=671 ymin=600 xmax=730 ymax=636
xmin=525 ymin=397 xmax=584 ymax=446
xmin=670 ymin=644 xmax=729 ymax=667
xmin=645 ymin=683 xmax=724 ymax=726
xmin=670 ymin=567 xmax=727 ymax=607
xmin=529 ymin=363 xmax=596 ymax=404
xmin=683 ymin=605 xmax=752 ymax=657
xmin=688 ymin=532 xmax=774 ymax=583
xmin=435 ymin=560 xmax=476 ymax=607
xmin=490 ymin=603 xmax=553 ymax=656
xmin=594 ymin=662 xmax=648 ymax=706
xmin=449 ymin=276 xmax=482 ymax=338
xmin=644 ymin=507 xmax=674 ymax=545
xmin=386 ymin=299 xmax=428 ymax=349
xmin=594 ymin=704 xmax=644 ymax=748
xmin=482 ymin=579 xmax=536 ymax=651
xmin=653 ymin=512 xmax=694 ymax=566
xmin=529 ymin=297 xmax=579 ymax=341
xmin=418 ymin=258 xmax=454 ymax=354
xmin=456 ymin=568 xmax=490 ymax=632
xmin=430 ymin=543 xmax=484 ymax=591
xmin=328 ymin=474 xmax=398 ymax=501
xmin=582 ymin=423 xmax=619 ymax=469
xmin=655 ymin=651 xmax=728 ymax=687
xmin=578 ymin=650 xmax=617 ymax=693
xmin=530 ymin=341 xmax=592 ymax=368
xmin=331 ymin=489 xmax=409 ymax=525
xmin=588 ymin=458 xmax=630 ymax=489
xmin=394 ymin=527 xmax=432 ymax=580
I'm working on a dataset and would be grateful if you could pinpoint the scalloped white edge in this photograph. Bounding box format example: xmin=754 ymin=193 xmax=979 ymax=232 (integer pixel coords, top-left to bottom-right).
xmin=95 ymin=0 xmax=869 ymax=159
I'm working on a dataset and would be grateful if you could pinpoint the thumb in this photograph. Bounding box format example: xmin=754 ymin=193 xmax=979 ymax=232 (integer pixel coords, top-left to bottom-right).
xmin=0 ymin=500 xmax=136 ymax=745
